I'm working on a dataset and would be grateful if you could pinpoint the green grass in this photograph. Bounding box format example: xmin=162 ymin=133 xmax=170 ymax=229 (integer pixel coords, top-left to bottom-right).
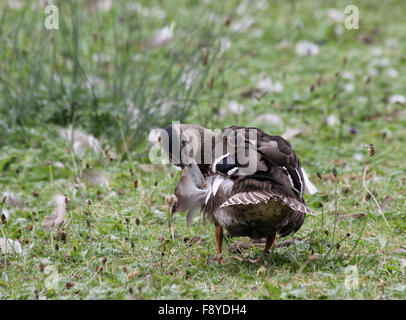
xmin=0 ymin=0 xmax=405 ymax=299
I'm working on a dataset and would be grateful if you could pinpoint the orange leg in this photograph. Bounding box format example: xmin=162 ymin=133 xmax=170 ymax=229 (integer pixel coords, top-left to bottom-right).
xmin=215 ymin=225 xmax=224 ymax=264
xmin=264 ymin=234 xmax=276 ymax=255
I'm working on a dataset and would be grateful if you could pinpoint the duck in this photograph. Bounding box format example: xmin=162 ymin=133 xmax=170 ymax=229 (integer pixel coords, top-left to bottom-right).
xmin=160 ymin=124 xmax=316 ymax=263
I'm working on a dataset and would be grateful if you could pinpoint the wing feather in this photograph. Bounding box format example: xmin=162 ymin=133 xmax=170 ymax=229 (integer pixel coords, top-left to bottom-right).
xmin=220 ymin=190 xmax=316 ymax=216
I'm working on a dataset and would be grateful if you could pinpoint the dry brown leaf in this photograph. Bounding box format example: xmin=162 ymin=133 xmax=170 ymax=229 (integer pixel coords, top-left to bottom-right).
xmin=184 ymin=236 xmax=206 ymax=245
xmin=334 ymin=159 xmax=346 ymax=167
xmin=127 ymin=270 xmax=142 ymax=281
xmin=229 ymin=241 xmax=252 ymax=253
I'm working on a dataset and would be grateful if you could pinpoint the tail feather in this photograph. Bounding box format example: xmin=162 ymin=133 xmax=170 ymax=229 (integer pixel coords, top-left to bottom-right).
xmin=220 ymin=190 xmax=316 ymax=216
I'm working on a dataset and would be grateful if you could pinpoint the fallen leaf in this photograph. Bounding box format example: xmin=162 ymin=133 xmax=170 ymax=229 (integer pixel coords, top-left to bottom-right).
xmin=295 ymin=40 xmax=319 ymax=56
xmin=148 ymin=23 xmax=175 ymax=48
xmin=388 ymin=94 xmax=405 ymax=105
xmin=326 ymin=115 xmax=339 ymax=126
xmin=281 ymin=128 xmax=302 ymax=140
xmin=44 ymin=269 xmax=60 ymax=290
xmin=2 ymin=192 xmax=27 ymax=208
xmin=229 ymin=241 xmax=250 ymax=253
xmin=231 ymin=15 xmax=254 ymax=32
xmin=81 ymin=168 xmax=110 ymax=187
xmin=255 ymin=75 xmax=283 ymax=94
xmin=127 ymin=270 xmax=142 ymax=281
xmin=0 ymin=238 xmax=22 ymax=255
xmin=256 ymin=265 xmax=266 ymax=276
xmin=59 ymin=126 xmax=103 ymax=156
xmin=249 ymin=257 xmax=260 ymax=264
xmin=42 ymin=194 xmax=66 ymax=230
xmin=391 ymin=248 xmax=406 ymax=254
xmin=184 ymin=236 xmax=206 ymax=245
xmin=218 ymin=101 xmax=244 ymax=118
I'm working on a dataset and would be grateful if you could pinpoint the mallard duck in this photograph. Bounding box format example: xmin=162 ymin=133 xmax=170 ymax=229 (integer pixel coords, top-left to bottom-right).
xmin=160 ymin=124 xmax=316 ymax=263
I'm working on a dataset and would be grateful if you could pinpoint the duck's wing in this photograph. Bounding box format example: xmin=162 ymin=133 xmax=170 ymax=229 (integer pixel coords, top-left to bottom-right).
xmin=220 ymin=126 xmax=306 ymax=199
xmin=220 ymin=188 xmax=315 ymax=216
xmin=257 ymin=134 xmax=305 ymax=199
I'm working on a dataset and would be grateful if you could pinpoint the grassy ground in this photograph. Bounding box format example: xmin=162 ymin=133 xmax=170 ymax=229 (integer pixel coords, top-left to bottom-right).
xmin=0 ymin=0 xmax=405 ymax=299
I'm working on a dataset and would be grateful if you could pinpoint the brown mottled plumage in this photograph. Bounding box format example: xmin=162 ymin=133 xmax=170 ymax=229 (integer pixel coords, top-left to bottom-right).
xmin=161 ymin=124 xmax=316 ymax=263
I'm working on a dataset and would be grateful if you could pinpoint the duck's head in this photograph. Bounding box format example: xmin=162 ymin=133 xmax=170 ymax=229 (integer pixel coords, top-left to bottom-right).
xmin=159 ymin=123 xmax=216 ymax=173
